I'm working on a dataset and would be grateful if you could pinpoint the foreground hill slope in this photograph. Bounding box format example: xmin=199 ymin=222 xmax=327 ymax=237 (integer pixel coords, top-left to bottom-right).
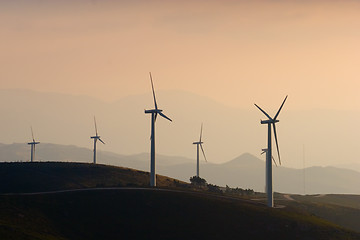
xmin=2 ymin=189 xmax=359 ymax=240
xmin=1 ymin=163 xmax=360 ymax=239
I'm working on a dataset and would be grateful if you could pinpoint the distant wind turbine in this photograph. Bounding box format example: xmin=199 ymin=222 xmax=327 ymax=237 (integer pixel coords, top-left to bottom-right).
xmin=28 ymin=127 xmax=40 ymax=162
xmin=145 ymin=72 xmax=172 ymax=187
xmin=261 ymin=148 xmax=277 ymax=167
xmin=255 ymin=96 xmax=288 ymax=207
xmin=90 ymin=117 xmax=105 ymax=164
xmin=193 ymin=123 xmax=207 ymax=177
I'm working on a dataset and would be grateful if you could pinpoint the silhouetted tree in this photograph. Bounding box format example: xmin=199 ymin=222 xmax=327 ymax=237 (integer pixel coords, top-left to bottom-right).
xmin=207 ymin=184 xmax=222 ymax=193
xmin=224 ymin=185 xmax=255 ymax=196
xmin=190 ymin=176 xmax=207 ymax=186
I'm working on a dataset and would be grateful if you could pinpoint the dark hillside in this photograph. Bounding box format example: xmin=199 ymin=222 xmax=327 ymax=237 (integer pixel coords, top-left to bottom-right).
xmin=1 ymin=189 xmax=359 ymax=240
xmin=0 ymin=162 xmax=359 ymax=239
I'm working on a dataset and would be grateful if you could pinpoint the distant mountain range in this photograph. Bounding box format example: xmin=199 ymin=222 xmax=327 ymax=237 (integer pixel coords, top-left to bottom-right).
xmin=1 ymin=88 xmax=360 ymax=170
xmin=1 ymin=142 xmax=359 ymax=194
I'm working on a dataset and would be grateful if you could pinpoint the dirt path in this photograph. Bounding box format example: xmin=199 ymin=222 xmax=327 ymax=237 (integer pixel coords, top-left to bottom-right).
xmin=283 ymin=194 xmax=295 ymax=201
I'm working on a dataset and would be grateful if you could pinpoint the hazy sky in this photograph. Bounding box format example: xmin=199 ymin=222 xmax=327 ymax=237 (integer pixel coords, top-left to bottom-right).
xmin=1 ymin=0 xmax=360 ymax=110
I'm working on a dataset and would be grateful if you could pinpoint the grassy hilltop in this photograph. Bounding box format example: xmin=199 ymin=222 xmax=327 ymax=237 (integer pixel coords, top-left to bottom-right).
xmin=0 ymin=162 xmax=359 ymax=240
xmin=0 ymin=162 xmax=186 ymax=194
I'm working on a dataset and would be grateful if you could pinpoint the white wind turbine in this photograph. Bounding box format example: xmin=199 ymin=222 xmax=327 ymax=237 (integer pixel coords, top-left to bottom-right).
xmin=28 ymin=127 xmax=40 ymax=162
xmin=90 ymin=117 xmax=105 ymax=164
xmin=193 ymin=123 xmax=207 ymax=177
xmin=145 ymin=72 xmax=172 ymax=187
xmin=255 ymin=96 xmax=287 ymax=207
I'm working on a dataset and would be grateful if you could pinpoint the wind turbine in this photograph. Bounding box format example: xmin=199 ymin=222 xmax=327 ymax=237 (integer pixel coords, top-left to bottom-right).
xmin=193 ymin=123 xmax=207 ymax=177
xmin=28 ymin=127 xmax=40 ymax=162
xmin=90 ymin=117 xmax=105 ymax=164
xmin=255 ymin=96 xmax=287 ymax=207
xmin=145 ymin=72 xmax=172 ymax=187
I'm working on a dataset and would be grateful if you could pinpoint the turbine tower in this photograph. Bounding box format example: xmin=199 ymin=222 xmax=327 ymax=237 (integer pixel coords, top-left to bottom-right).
xmin=193 ymin=123 xmax=207 ymax=177
xmin=255 ymin=96 xmax=287 ymax=207
xmin=261 ymin=148 xmax=276 ymax=194
xmin=28 ymin=127 xmax=40 ymax=162
xmin=145 ymin=72 xmax=172 ymax=187
xmin=90 ymin=117 xmax=105 ymax=164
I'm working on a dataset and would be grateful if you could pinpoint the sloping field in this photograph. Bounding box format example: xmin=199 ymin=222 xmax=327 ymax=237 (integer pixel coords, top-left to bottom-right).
xmin=0 ymin=162 xmax=359 ymax=239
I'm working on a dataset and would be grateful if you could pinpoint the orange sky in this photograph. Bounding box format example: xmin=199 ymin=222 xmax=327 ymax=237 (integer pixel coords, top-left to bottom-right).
xmin=1 ymin=0 xmax=360 ymax=110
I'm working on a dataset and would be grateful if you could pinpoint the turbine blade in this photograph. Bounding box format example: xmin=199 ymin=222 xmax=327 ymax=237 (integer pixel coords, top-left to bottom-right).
xmin=254 ymin=104 xmax=272 ymax=120
xmin=274 ymin=95 xmax=288 ymax=120
xmin=261 ymin=151 xmax=265 ymax=155
xmin=154 ymin=112 xmax=158 ymax=122
xmin=199 ymin=123 xmax=203 ymax=142
xmin=272 ymin=155 xmax=278 ymax=167
xmin=99 ymin=138 xmax=105 ymax=144
xmin=272 ymin=123 xmax=281 ymax=165
xmin=31 ymin=126 xmax=35 ymax=141
xmin=94 ymin=116 xmax=98 ymax=136
xmin=150 ymin=72 xmax=158 ymax=110
xmin=159 ymin=112 xmax=172 ymax=122
xmin=200 ymin=144 xmax=207 ymax=162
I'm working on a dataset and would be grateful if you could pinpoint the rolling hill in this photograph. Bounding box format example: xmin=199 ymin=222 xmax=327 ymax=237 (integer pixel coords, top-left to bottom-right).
xmin=0 ymin=162 xmax=359 ymax=240
xmin=0 ymin=162 xmax=187 ymax=194
xmin=289 ymin=194 xmax=360 ymax=232
xmin=1 ymin=143 xmax=359 ymax=194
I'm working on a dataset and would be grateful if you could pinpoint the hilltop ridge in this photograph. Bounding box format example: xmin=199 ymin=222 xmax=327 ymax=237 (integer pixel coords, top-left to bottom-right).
xmin=1 ymin=142 xmax=359 ymax=194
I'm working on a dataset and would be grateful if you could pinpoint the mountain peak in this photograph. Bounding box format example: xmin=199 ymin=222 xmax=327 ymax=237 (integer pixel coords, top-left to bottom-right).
xmin=223 ymin=153 xmax=264 ymax=167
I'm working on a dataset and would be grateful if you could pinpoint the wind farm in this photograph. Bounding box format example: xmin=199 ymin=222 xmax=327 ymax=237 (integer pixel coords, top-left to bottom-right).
xmin=1 ymin=81 xmax=360 ymax=240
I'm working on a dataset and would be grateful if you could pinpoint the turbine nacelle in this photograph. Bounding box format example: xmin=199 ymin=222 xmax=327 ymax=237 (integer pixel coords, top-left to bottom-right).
xmin=260 ymin=119 xmax=279 ymax=124
xmin=28 ymin=142 xmax=40 ymax=145
xmin=193 ymin=141 xmax=203 ymax=145
xmin=144 ymin=109 xmax=163 ymax=114
xmin=90 ymin=136 xmax=105 ymax=144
